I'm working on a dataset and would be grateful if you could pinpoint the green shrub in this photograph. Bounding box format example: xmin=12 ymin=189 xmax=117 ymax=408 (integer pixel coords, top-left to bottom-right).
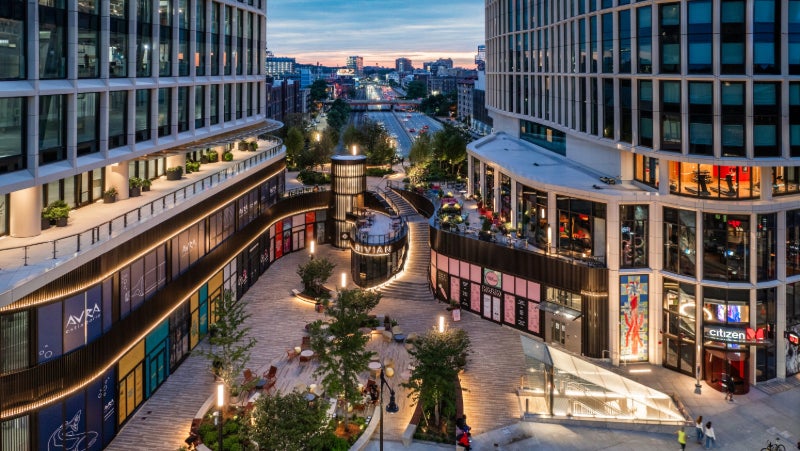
xmin=222 ymin=151 xmax=234 ymax=161
xmin=365 ymin=167 xmax=393 ymax=177
xmin=297 ymin=169 xmax=331 ymax=185
xmin=129 ymin=177 xmax=144 ymax=188
xmin=207 ymin=150 xmax=219 ymax=162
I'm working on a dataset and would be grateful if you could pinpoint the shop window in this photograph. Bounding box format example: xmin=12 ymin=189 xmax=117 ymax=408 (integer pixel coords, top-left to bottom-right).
xmin=663 ymin=207 xmax=696 ymax=277
xmin=668 ymin=162 xmax=760 ymax=200
xmin=756 ymin=214 xmax=776 ymax=281
xmin=662 ymin=279 xmax=696 ymax=376
xmin=557 ymin=195 xmax=606 ymax=262
xmin=787 ymin=209 xmax=800 ymax=277
xmin=633 ymin=153 xmax=657 ymax=188
xmin=703 ymin=212 xmax=749 ymax=282
xmin=620 ymin=205 xmax=648 ymax=268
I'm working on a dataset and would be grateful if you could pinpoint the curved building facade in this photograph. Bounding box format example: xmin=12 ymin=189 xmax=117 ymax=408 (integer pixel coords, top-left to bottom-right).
xmin=465 ymin=0 xmax=800 ymax=391
xmin=0 ymin=1 xmax=275 ymax=448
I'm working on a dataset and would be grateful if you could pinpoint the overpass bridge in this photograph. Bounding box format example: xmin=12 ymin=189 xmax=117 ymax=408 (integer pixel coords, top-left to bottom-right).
xmin=325 ymin=99 xmax=422 ymax=111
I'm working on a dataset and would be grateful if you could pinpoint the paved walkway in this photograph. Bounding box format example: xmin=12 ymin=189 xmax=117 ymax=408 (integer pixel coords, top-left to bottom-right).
xmin=108 ymin=169 xmax=800 ymax=451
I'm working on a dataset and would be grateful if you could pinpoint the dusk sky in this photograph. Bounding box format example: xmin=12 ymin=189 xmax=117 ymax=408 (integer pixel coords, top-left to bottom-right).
xmin=266 ymin=0 xmax=484 ymax=69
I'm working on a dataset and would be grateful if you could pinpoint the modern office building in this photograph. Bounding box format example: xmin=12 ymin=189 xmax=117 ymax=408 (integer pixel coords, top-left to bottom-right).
xmin=0 ymin=1 xmax=314 ymax=449
xmin=265 ymin=55 xmax=296 ymax=77
xmin=395 ymin=57 xmax=413 ymax=74
xmin=347 ymin=56 xmax=364 ymax=77
xmin=431 ymin=0 xmax=800 ymax=397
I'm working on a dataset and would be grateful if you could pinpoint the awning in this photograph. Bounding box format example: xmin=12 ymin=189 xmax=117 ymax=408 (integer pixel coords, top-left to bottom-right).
xmin=171 ymin=120 xmax=283 ymax=153
xmin=706 ymin=348 xmax=747 ymax=361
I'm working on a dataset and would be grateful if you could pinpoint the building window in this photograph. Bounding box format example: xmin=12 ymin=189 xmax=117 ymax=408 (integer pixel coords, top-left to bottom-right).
xmin=659 ymin=3 xmax=680 ymax=74
xmin=520 ymin=120 xmax=566 ymax=155
xmin=660 ymin=81 xmax=681 ymax=151
xmin=224 ymin=5 xmax=232 ymax=75
xmin=791 ymin=84 xmax=800 ymax=157
xmin=619 ymin=79 xmax=632 ymax=143
xmin=516 ymin=184 xmax=548 ymax=250
xmin=159 ymin=0 xmax=172 ymax=77
xmin=619 ymin=9 xmax=631 ymax=73
xmin=663 ymin=207 xmax=696 ymax=277
xmin=753 ymin=83 xmax=780 ymax=157
xmin=720 ymin=0 xmax=745 ymax=74
xmin=688 ymin=82 xmax=713 ymax=155
xmin=638 ymin=80 xmax=652 ymax=147
xmin=756 ymin=289 xmax=777 ymax=381
xmin=787 ymin=282 xmax=800 ymax=332
xmin=790 ymin=0 xmax=800 ymax=74
xmin=662 ymin=279 xmax=696 ymax=376
xmin=158 ymin=87 xmax=171 ymax=137
xmin=556 ymin=195 xmax=606 ymax=262
xmin=773 ymin=166 xmax=800 ymax=196
xmin=135 ymin=89 xmax=151 ymax=142
xmin=669 ymin=162 xmax=760 ymax=200
xmin=137 ymin=0 xmax=152 ymax=77
xmin=687 ymin=0 xmax=712 ymax=74
xmin=620 ymin=205 xmax=648 ymax=268
xmin=603 ymin=79 xmax=614 ymax=139
xmin=721 ymin=81 xmax=745 ymax=156
xmin=0 ymin=0 xmax=26 ymax=80
xmin=210 ymin=84 xmax=219 ymax=125
xmin=77 ymin=0 xmax=99 ymax=78
xmin=753 ymin=0 xmax=779 ymax=74
xmin=636 ymin=6 xmax=652 ymax=73
xmin=756 ymin=214 xmax=776 ymax=281
xmin=109 ymin=90 xmax=127 ymax=149
xmin=633 ymin=154 xmax=658 ymax=188
xmin=236 ymin=83 xmax=243 ymax=119
xmin=224 ymin=84 xmax=232 ymax=122
xmin=195 ymin=0 xmax=206 ymax=76
xmin=211 ymin=2 xmax=219 ymax=76
xmin=76 ymin=92 xmax=99 ymax=156
xmin=703 ymin=212 xmax=749 ymax=282
xmin=39 ymin=0 xmax=67 ymax=79
xmin=601 ymin=13 xmax=613 ymax=73
xmin=788 ymin=210 xmax=800 ymax=277
xmin=177 ymin=86 xmax=189 ymax=132
xmin=38 ymin=94 xmax=66 ymax=164
xmin=110 ymin=0 xmax=128 ymax=78
xmin=0 ymin=97 xmax=25 ymax=173
xmin=195 ymin=85 xmax=205 ymax=129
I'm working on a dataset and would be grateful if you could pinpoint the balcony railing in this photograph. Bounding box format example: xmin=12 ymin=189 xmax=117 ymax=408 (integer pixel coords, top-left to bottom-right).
xmin=0 ymin=138 xmax=284 ymax=286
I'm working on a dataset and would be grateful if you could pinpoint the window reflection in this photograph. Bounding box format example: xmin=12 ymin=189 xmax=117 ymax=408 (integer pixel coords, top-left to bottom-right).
xmin=137 ymin=0 xmax=152 ymax=77
xmin=0 ymin=1 xmax=26 ymax=80
xmin=158 ymin=88 xmax=171 ymax=137
xmin=703 ymin=213 xmax=749 ymax=282
xmin=669 ymin=162 xmax=760 ymax=200
xmin=109 ymin=90 xmax=127 ymax=149
xmin=76 ymin=92 xmax=99 ymax=155
xmin=663 ymin=207 xmax=696 ymax=277
xmin=178 ymin=86 xmax=189 ymax=132
xmin=39 ymin=1 xmax=67 ymax=79
xmin=78 ymin=6 xmax=100 ymax=79
xmin=787 ymin=210 xmax=800 ymax=277
xmin=38 ymin=95 xmax=66 ymax=164
xmin=135 ymin=89 xmax=151 ymax=142
xmin=195 ymin=86 xmax=205 ymax=129
xmin=210 ymin=84 xmax=219 ymax=125
xmin=0 ymin=97 xmax=25 ymax=172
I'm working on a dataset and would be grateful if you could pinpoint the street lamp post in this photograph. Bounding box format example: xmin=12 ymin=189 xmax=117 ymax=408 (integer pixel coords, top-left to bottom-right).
xmin=216 ymin=382 xmax=225 ymax=451
xmin=379 ymin=368 xmax=399 ymax=451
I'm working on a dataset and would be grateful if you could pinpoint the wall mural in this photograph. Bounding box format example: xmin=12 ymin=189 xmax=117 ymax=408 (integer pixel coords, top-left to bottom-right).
xmin=620 ymin=275 xmax=649 ymax=362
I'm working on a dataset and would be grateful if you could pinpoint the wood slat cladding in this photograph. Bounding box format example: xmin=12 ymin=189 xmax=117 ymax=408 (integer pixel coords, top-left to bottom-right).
xmin=429 ymin=226 xmax=609 ymax=295
xmin=1 ymin=160 xmax=286 ymax=313
xmin=0 ymin=190 xmax=330 ymax=415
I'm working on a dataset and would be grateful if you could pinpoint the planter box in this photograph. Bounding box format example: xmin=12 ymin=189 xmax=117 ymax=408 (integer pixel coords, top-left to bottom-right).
xmin=129 ymin=187 xmax=141 ymax=197
xmin=41 ymin=218 xmax=51 ymax=230
xmin=104 ymin=194 xmax=117 ymax=203
xmin=166 ymin=171 xmax=182 ymax=181
xmin=55 ymin=217 xmax=68 ymax=227
xmin=142 ymin=185 xmax=150 ymax=192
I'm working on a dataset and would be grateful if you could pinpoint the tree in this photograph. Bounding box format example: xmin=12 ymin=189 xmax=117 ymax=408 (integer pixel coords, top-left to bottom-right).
xmin=309 ymin=129 xmax=336 ymax=170
xmin=405 ymin=80 xmax=427 ymax=99
xmin=326 ymin=99 xmax=351 ymax=131
xmin=342 ymin=124 xmax=361 ymax=150
xmin=248 ymin=391 xmax=341 ymax=451
xmin=198 ymin=290 xmax=257 ymax=397
xmin=408 ymin=132 xmax=433 ymax=167
xmin=402 ymin=328 xmax=471 ymax=429
xmin=284 ymin=127 xmax=305 ymax=169
xmin=308 ymin=289 xmax=382 ymax=430
xmin=309 ymin=79 xmax=329 ymax=103
xmin=296 ymin=257 xmax=335 ymax=298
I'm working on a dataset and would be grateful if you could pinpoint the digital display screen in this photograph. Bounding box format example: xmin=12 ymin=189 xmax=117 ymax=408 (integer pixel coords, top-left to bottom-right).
xmin=716 ymin=304 xmax=744 ymax=323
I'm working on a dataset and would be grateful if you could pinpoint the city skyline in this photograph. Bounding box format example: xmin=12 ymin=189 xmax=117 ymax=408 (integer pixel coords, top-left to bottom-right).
xmin=267 ymin=0 xmax=484 ymax=68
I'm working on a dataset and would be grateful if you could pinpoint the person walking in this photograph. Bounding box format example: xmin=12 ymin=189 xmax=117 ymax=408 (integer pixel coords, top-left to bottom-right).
xmin=694 ymin=416 xmax=704 ymax=444
xmin=677 ymin=426 xmax=687 ymax=450
xmin=725 ymin=375 xmax=735 ymax=402
xmin=704 ymin=421 xmax=716 ymax=449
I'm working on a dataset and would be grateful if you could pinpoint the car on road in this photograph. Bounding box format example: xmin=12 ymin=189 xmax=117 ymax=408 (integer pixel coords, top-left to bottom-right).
xmin=409 ymin=128 xmax=415 ymax=133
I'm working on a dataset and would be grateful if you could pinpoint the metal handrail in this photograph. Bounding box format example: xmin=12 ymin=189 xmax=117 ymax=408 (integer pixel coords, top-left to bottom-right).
xmin=0 ymin=139 xmax=284 ymax=272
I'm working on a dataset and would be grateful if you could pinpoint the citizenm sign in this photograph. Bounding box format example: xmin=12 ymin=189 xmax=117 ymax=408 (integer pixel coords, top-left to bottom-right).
xmin=704 ymin=325 xmax=769 ymax=345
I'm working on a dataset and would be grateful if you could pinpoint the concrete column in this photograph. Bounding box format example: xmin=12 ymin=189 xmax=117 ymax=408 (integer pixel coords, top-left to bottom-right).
xmin=10 ymin=186 xmax=43 ymax=237
xmin=166 ymin=154 xmax=186 ymax=175
xmin=466 ymin=154 xmax=473 ymax=197
xmin=106 ymin=162 xmax=130 ymax=200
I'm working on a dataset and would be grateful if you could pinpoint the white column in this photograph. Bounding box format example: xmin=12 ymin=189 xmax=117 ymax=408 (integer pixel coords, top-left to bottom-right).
xmin=107 ymin=162 xmax=130 ymax=200
xmin=10 ymin=186 xmax=43 ymax=237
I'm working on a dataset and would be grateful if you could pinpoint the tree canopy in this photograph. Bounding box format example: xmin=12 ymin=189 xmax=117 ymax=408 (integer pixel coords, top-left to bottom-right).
xmin=296 ymin=257 xmax=335 ymax=298
xmin=402 ymin=328 xmax=470 ymax=427
xmin=309 ymin=79 xmax=329 ymax=104
xmin=405 ymin=80 xmax=427 ymax=99
xmin=284 ymin=126 xmax=305 ymax=169
xmin=248 ymin=391 xmax=341 ymax=451
xmin=326 ymin=99 xmax=351 ymax=130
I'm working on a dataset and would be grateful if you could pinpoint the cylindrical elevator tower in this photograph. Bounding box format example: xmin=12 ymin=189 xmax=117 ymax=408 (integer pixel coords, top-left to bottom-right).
xmin=330 ymin=155 xmax=366 ymax=248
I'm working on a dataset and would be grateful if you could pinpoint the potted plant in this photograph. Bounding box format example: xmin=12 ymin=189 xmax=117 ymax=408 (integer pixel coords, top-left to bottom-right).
xmin=238 ymin=140 xmax=248 ymax=151
xmin=222 ymin=151 xmax=234 ymax=162
xmin=141 ymin=178 xmax=152 ymax=192
xmin=103 ymin=187 xmax=118 ymax=203
xmin=249 ymin=141 xmax=258 ymax=152
xmin=129 ymin=177 xmax=143 ymax=197
xmin=43 ymin=200 xmax=70 ymax=227
xmin=479 ymin=216 xmax=493 ymax=241
xmin=166 ymin=166 xmax=183 ymax=180
xmin=207 ymin=150 xmax=219 ymax=163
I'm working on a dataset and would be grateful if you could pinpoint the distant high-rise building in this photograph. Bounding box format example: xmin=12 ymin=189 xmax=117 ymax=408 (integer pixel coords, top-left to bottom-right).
xmin=395 ymin=57 xmax=414 ymax=73
xmin=347 ymin=56 xmax=364 ymax=76
xmin=423 ymin=58 xmax=454 ymax=76
xmin=475 ymin=44 xmax=486 ymax=70
xmin=266 ymin=56 xmax=296 ymax=76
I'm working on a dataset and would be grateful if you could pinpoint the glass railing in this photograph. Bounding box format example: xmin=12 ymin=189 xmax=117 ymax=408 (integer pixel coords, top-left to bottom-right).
xmin=0 ymin=138 xmax=284 ymax=279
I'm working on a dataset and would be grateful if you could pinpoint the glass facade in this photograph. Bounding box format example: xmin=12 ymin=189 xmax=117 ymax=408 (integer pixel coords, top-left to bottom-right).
xmin=76 ymin=92 xmax=99 ymax=155
xmin=0 ymin=1 xmax=26 ymax=80
xmin=38 ymin=94 xmax=66 ymax=164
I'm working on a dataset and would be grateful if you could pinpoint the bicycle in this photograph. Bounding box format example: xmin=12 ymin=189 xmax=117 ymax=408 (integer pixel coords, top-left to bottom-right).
xmin=761 ymin=437 xmax=786 ymax=451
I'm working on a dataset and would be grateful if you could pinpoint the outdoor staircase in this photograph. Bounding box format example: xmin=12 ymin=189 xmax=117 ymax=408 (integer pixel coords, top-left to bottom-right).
xmin=374 ymin=188 xmax=433 ymax=301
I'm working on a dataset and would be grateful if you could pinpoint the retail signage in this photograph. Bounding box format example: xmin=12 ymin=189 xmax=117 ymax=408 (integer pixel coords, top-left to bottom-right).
xmin=352 ymin=243 xmax=391 ymax=255
xmin=704 ymin=325 xmax=747 ymax=343
xmin=483 ymin=268 xmax=502 ymax=289
xmin=786 ymin=331 xmax=800 ymax=346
